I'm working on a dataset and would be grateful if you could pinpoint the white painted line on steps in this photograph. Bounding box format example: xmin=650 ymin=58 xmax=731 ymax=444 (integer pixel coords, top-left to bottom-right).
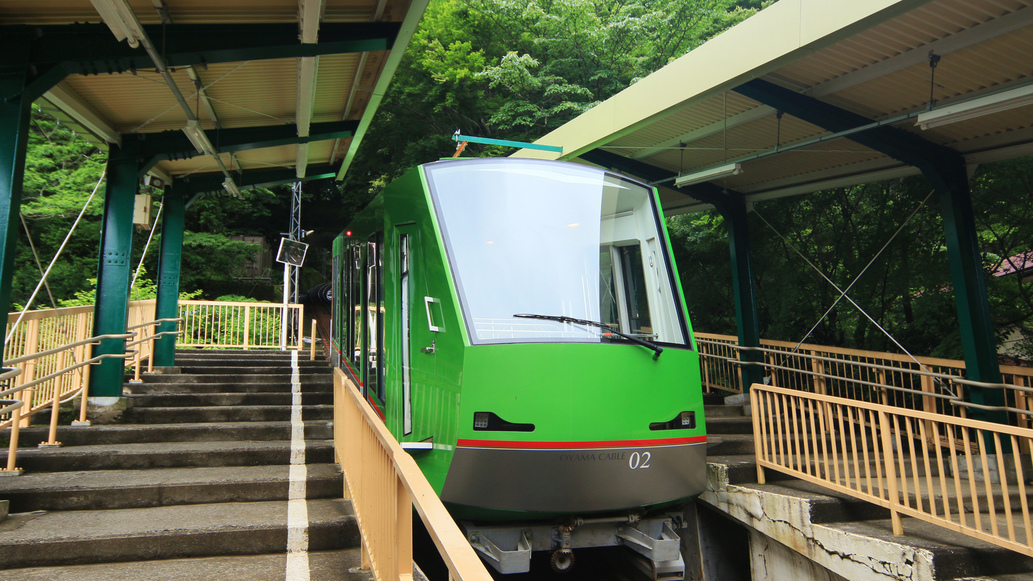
xmin=286 ymin=350 xmax=311 ymax=581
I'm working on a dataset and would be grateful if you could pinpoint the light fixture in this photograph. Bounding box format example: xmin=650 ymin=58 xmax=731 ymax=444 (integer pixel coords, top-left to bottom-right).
xmin=916 ymin=83 xmax=1033 ymax=130
xmin=222 ymin=178 xmax=241 ymax=198
xmin=90 ymin=0 xmax=144 ymax=48
xmin=674 ymin=162 xmax=742 ymax=187
xmin=182 ymin=119 xmax=216 ymax=157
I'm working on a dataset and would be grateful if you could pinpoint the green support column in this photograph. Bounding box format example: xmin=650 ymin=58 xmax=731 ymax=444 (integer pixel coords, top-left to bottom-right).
xmin=88 ymin=143 xmax=140 ymax=400
xmin=153 ymin=184 xmax=186 ymax=367
xmin=716 ymin=196 xmax=764 ymax=390
xmin=0 ymin=68 xmax=33 ymax=367
xmin=927 ymin=161 xmax=1007 ymax=424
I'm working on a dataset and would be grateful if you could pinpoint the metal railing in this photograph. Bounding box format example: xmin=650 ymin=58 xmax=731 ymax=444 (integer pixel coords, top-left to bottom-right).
xmin=751 ymin=383 xmax=1033 ymax=558
xmin=334 ymin=369 xmax=492 ymax=580
xmin=126 ymin=317 xmax=184 ymax=382
xmin=696 ymin=333 xmax=1033 ymax=425
xmin=2 ymin=300 xmax=183 ymax=474
xmin=177 ymin=300 xmax=304 ymax=350
xmin=2 ymin=333 xmax=135 ymax=473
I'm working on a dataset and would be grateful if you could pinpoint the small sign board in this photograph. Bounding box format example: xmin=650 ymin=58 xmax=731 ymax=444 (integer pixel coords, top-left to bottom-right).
xmin=276 ymin=237 xmax=309 ymax=266
xmin=133 ymin=194 xmax=152 ymax=227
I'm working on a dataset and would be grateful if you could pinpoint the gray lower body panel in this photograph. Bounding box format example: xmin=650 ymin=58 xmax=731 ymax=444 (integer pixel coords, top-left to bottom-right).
xmin=441 ymin=441 xmax=706 ymax=513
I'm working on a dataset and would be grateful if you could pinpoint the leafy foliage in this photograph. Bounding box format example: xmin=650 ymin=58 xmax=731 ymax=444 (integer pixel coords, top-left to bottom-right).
xmin=670 ymin=164 xmax=1033 ymax=360
xmin=342 ymin=0 xmax=758 ymax=197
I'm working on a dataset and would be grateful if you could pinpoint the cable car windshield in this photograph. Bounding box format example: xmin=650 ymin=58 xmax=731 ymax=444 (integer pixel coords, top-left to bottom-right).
xmin=425 ymin=159 xmax=688 ymax=347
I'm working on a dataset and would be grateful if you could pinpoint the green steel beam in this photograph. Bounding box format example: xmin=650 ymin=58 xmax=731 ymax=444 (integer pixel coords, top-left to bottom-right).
xmin=0 ymin=22 xmax=401 ymax=101
xmin=136 ymin=121 xmax=359 ymax=170
xmin=0 ymin=64 xmax=32 ymax=367
xmin=716 ymin=195 xmax=764 ymax=389
xmin=89 ymin=143 xmax=140 ymax=400
xmin=180 ymin=164 xmax=338 ymax=197
xmin=734 ymin=78 xmax=1007 ymax=422
xmin=153 ymin=184 xmax=186 ymax=367
xmin=934 ymin=163 xmax=1005 ymax=399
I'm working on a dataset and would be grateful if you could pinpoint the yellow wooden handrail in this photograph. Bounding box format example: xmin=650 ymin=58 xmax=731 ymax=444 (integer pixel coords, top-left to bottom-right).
xmin=752 ymin=383 xmax=1033 ymax=558
xmin=334 ymin=369 xmax=493 ymax=580
xmin=696 ymin=332 xmax=1033 ymax=421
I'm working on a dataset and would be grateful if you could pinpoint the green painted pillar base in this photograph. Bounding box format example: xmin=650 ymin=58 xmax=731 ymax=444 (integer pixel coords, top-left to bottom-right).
xmin=716 ymin=196 xmax=764 ymax=391
xmin=154 ymin=185 xmax=186 ymax=367
xmin=0 ymin=69 xmax=33 ymax=367
xmin=88 ymin=144 xmax=139 ymax=399
xmin=926 ymin=161 xmax=1007 ymax=425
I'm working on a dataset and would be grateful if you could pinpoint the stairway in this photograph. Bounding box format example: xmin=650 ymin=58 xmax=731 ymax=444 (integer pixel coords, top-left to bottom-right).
xmin=0 ymin=349 xmax=369 ymax=580
xmin=702 ymin=394 xmax=1033 ymax=581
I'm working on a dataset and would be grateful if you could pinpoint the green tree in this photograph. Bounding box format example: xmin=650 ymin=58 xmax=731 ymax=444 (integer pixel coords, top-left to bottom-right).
xmin=342 ymin=0 xmax=759 ymax=198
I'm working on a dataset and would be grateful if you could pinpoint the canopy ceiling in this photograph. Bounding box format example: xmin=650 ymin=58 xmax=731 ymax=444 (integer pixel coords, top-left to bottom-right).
xmin=0 ymin=0 xmax=427 ymax=192
xmin=514 ymin=0 xmax=1033 ymax=214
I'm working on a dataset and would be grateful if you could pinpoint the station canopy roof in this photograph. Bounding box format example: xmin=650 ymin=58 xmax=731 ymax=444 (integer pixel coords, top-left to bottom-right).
xmin=513 ymin=0 xmax=1033 ymax=215
xmin=0 ymin=0 xmax=427 ymax=193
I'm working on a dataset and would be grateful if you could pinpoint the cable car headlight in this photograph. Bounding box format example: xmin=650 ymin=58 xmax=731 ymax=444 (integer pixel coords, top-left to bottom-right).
xmin=649 ymin=411 xmax=696 ymax=431
xmin=472 ymin=411 xmax=534 ymax=432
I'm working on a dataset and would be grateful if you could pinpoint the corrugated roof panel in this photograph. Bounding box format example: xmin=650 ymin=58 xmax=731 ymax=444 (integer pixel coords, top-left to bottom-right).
xmin=6 ymin=0 xmax=424 ymax=185
xmin=522 ymin=0 xmax=1033 ymax=208
xmin=61 ymin=72 xmax=189 ymax=134
xmin=201 ymin=60 xmax=299 ymax=128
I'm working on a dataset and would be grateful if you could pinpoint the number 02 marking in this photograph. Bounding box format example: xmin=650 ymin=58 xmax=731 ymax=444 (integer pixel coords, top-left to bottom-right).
xmin=629 ymin=451 xmax=652 ymax=470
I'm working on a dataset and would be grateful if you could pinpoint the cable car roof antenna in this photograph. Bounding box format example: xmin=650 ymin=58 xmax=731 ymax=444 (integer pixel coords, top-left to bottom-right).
xmin=452 ymin=130 xmax=563 ymax=157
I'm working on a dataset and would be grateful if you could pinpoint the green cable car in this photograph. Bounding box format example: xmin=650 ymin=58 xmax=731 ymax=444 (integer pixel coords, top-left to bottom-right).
xmin=331 ymin=158 xmax=705 ymax=578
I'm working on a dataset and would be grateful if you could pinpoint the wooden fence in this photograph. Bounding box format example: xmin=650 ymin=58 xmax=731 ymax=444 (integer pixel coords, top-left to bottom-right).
xmin=334 ymin=369 xmax=492 ymax=581
xmin=696 ymin=332 xmax=1033 ymax=425
xmin=752 ymin=383 xmax=1033 ymax=558
xmin=177 ymin=300 xmax=303 ymax=350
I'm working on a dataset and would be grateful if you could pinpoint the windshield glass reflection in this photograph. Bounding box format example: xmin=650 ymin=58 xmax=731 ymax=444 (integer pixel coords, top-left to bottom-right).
xmin=426 ymin=159 xmax=686 ymax=346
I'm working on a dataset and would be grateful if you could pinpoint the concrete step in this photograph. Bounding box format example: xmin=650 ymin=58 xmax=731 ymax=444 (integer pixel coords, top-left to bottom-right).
xmin=747 ymin=481 xmax=892 ymax=523
xmin=122 ymin=404 xmax=333 ymax=423
xmin=0 ymin=499 xmax=358 ymax=569
xmin=0 ymin=549 xmax=372 ymax=581
xmin=131 ymin=373 xmax=333 ymax=384
xmin=702 ymin=392 xmax=730 ymax=406
xmin=127 ymin=392 xmax=334 ymax=407
xmin=703 ymin=476 xmax=1033 ymax=580
xmin=704 ymin=404 xmax=746 ymax=418
xmin=706 ymin=433 xmax=755 ymax=455
xmin=126 ymin=380 xmax=330 ymax=394
xmin=173 ymin=351 xmax=326 ymax=359
xmin=171 ymin=351 xmax=314 ymax=364
xmin=173 ymin=366 xmax=331 ymax=375
xmin=824 ymin=516 xmax=1033 ymax=579
xmin=9 ymin=421 xmax=333 ymax=447
xmin=12 ymin=440 xmax=335 ymax=472
xmin=707 ymin=454 xmax=793 ymax=487
xmin=704 ymin=415 xmax=754 ymax=435
xmin=0 ymin=464 xmax=344 ymax=512
xmin=174 ymin=348 xmax=298 ymax=356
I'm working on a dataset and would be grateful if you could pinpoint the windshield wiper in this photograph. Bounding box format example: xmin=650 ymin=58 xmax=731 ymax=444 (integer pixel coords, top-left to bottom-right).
xmin=514 ymin=313 xmax=663 ymax=360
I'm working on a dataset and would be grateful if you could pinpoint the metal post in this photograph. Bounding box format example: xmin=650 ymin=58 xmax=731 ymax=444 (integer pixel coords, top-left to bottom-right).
xmin=0 ymin=67 xmax=33 ymax=368
xmin=280 ymin=180 xmax=302 ymax=349
xmin=715 ymin=196 xmax=764 ymax=390
xmin=925 ymin=161 xmax=1007 ymax=424
xmin=154 ymin=184 xmax=187 ymax=367
xmin=89 ymin=142 xmax=140 ymax=400
xmin=280 ymin=261 xmax=289 ymax=350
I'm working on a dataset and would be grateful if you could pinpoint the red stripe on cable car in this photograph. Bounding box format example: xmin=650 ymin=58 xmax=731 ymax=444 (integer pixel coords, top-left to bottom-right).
xmin=339 ymin=358 xmax=363 ymax=387
xmin=456 ymin=435 xmax=706 ymax=449
xmin=367 ymin=395 xmax=385 ymax=420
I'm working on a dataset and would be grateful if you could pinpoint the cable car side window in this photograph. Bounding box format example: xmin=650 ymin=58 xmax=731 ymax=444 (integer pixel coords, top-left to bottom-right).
xmin=349 ymin=244 xmax=363 ymax=373
xmin=425 ymin=159 xmax=687 ymax=347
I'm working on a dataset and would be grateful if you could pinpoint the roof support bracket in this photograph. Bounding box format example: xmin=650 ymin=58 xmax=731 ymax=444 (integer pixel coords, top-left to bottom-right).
xmin=733 ymin=78 xmax=1006 ymax=421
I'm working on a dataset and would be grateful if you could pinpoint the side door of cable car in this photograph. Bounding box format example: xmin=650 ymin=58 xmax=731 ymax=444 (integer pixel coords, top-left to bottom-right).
xmin=397 ymin=224 xmax=435 ymax=447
